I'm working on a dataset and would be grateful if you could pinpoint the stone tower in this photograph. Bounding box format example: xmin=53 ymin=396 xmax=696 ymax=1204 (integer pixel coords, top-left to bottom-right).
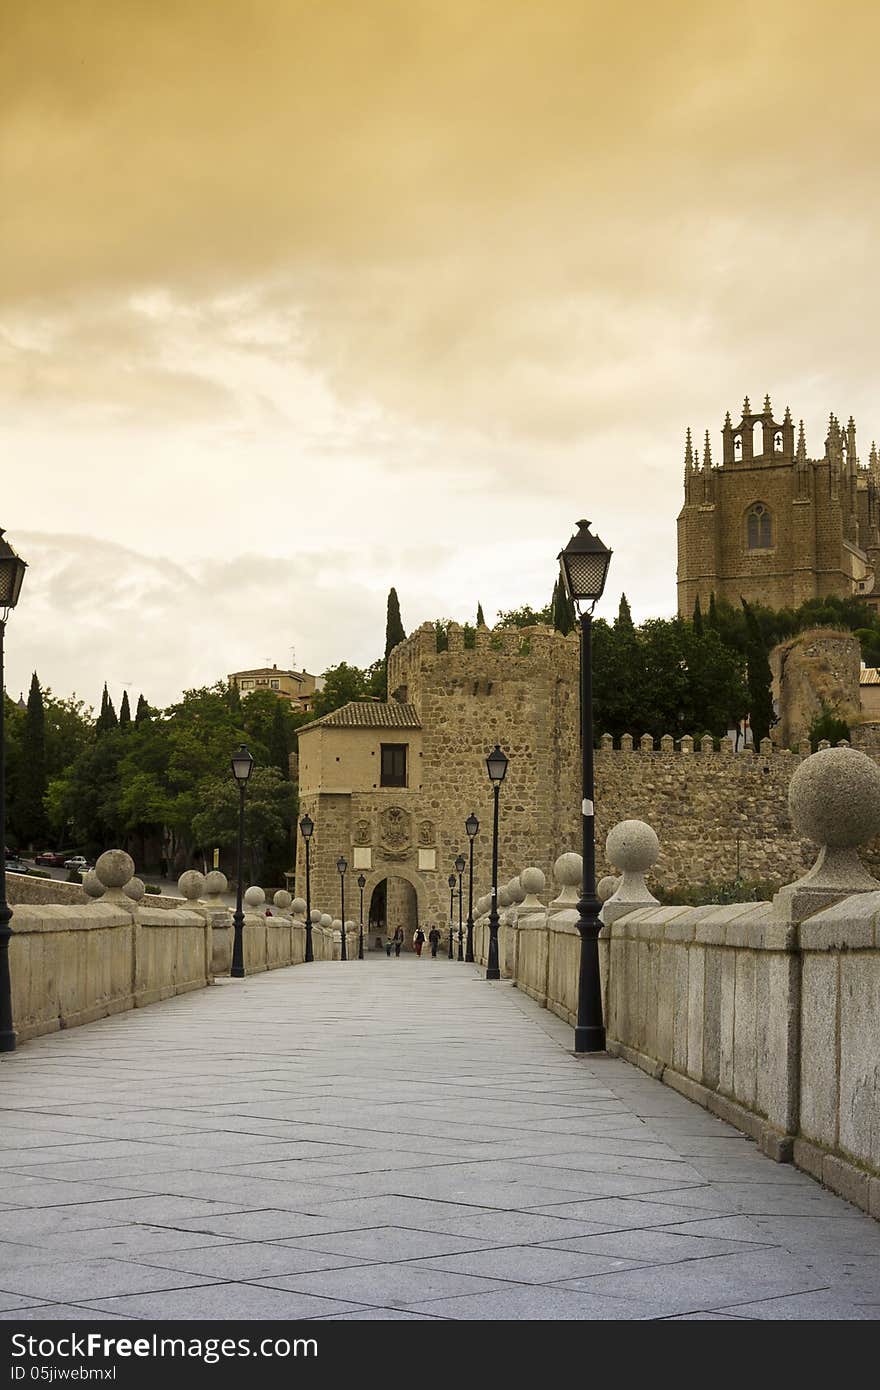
xmin=295 ymin=622 xmax=580 ymax=943
xmin=677 ymin=395 xmax=880 ymax=616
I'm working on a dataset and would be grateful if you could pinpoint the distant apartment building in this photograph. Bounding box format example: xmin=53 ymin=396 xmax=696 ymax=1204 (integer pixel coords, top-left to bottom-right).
xmin=228 ymin=663 xmax=320 ymax=713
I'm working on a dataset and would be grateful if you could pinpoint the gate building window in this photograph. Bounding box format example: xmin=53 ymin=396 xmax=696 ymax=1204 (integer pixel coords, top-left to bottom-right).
xmin=381 ymin=743 xmax=408 ymax=787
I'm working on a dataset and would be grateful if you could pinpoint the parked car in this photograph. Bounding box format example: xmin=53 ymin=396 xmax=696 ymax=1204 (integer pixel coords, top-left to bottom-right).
xmin=35 ymin=850 xmax=67 ymax=867
xmin=5 ymin=857 xmax=31 ymax=874
xmin=63 ymin=855 xmax=91 ymax=871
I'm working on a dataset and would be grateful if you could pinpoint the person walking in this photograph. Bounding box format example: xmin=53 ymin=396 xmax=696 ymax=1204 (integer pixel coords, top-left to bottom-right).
xmin=393 ymin=925 xmax=404 ymax=957
xmin=428 ymin=925 xmax=441 ymax=958
xmin=413 ymin=926 xmax=426 ymax=957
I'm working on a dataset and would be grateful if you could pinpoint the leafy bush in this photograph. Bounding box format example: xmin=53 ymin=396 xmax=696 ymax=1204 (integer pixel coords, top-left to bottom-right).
xmin=67 ymin=869 xmax=82 ymax=884
xmin=144 ymin=883 xmax=161 ymax=895
xmin=653 ymin=877 xmax=780 ymax=906
xmin=808 ymin=704 xmax=850 ymax=751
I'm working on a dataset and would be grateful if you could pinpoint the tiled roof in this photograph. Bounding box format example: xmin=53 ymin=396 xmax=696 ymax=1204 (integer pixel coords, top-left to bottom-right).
xmin=860 ymin=667 xmax=880 ymax=685
xmin=299 ymin=701 xmax=421 ymax=731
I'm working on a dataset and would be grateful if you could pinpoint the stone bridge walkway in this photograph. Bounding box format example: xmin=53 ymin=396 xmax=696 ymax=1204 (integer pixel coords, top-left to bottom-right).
xmin=1 ymin=958 xmax=879 ymax=1321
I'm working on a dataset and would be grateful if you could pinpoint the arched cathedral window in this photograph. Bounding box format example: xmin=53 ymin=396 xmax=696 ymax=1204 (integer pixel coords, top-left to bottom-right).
xmin=746 ymin=502 xmax=772 ymax=550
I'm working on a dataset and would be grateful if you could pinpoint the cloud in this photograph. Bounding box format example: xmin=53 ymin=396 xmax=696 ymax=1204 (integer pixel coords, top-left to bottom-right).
xmin=2 ymin=0 xmax=880 ymax=705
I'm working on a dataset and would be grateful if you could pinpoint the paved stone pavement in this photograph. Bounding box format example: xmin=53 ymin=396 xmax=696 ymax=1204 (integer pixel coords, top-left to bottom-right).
xmin=1 ymin=957 xmax=879 ymax=1321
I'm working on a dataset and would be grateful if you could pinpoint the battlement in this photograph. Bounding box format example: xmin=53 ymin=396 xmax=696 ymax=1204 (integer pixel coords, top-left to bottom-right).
xmin=597 ymin=732 xmax=818 ymax=757
xmin=387 ymin=621 xmax=578 ymax=705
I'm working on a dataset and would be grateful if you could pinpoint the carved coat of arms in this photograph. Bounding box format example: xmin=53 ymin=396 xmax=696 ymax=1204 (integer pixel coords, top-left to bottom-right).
xmin=378 ymin=806 xmax=412 ymax=861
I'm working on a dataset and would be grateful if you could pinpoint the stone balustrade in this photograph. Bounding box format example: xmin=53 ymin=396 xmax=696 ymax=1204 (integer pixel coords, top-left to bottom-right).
xmin=477 ymin=746 xmax=880 ymax=1220
xmin=10 ymin=850 xmax=212 ymax=1042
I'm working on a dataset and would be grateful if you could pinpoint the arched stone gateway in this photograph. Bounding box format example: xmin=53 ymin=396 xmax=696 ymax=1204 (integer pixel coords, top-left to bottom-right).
xmin=364 ymin=864 xmax=426 ymax=951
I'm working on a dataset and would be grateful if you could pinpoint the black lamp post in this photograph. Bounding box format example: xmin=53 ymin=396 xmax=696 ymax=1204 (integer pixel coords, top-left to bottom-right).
xmin=299 ymin=813 xmax=314 ymax=962
xmin=454 ymin=853 xmax=465 ymax=962
xmin=447 ymin=873 xmax=456 ymax=959
xmin=357 ymin=872 xmax=366 ymax=959
xmin=336 ymin=856 xmax=348 ymax=960
xmin=485 ymin=744 xmax=509 ymax=981
xmin=0 ymin=530 xmax=27 ymax=1054
xmin=464 ymin=812 xmax=479 ymax=963
xmin=559 ymin=518 xmax=613 ymax=1053
xmin=230 ymin=744 xmax=255 ymax=978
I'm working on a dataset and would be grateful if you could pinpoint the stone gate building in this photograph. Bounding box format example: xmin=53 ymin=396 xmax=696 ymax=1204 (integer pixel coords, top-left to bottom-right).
xmin=677 ymin=395 xmax=880 ymax=616
xmin=295 ymin=622 xmax=581 ymax=945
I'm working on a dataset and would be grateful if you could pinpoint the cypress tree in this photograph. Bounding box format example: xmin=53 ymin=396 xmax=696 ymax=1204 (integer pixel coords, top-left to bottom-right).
xmin=96 ymin=682 xmax=118 ymax=734
xmin=18 ymin=672 xmax=47 ymax=846
xmin=119 ymin=690 xmax=131 ymax=728
xmin=226 ymin=682 xmax=242 ymax=717
xmin=135 ymin=693 xmax=150 ymax=723
xmin=693 ymin=594 xmax=704 ymax=636
xmin=617 ymin=593 xmax=635 ymax=633
xmin=384 ymin=588 xmax=406 ymax=664
xmin=552 ymin=577 xmax=575 ymax=635
xmin=476 ymin=601 xmax=486 ymax=627
xmin=741 ymin=597 xmax=775 ymax=745
xmin=269 ymin=699 xmax=290 ymax=777
xmin=707 ymin=591 xmax=718 ymax=630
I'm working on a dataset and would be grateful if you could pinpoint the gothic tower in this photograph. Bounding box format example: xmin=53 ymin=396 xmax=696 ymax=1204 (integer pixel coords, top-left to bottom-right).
xmin=677 ymin=395 xmax=880 ymax=616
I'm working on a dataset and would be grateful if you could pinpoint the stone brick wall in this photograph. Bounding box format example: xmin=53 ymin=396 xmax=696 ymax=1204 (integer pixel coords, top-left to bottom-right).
xmin=593 ymin=737 xmax=813 ymax=890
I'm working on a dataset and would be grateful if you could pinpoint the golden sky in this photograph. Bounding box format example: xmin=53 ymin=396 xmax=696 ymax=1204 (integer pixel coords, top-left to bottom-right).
xmin=2 ymin=1 xmax=880 ymax=704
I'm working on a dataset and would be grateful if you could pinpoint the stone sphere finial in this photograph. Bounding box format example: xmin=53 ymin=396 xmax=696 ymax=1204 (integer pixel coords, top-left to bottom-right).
xmin=601 ymin=821 xmax=660 ymax=924
xmin=124 ymin=876 xmax=146 ymax=903
xmin=606 ymin=819 xmax=660 ymax=876
xmin=244 ymin=885 xmax=266 ymax=910
xmin=789 ymin=747 xmax=880 ymax=848
xmin=274 ymin=890 xmax=292 ymax=912
xmin=96 ymin=849 xmax=135 ymax=891
xmin=497 ymin=885 xmax=512 ymax=908
xmin=520 ymin=867 xmax=545 ymax=897
xmin=83 ymin=869 xmax=105 ymax=899
xmin=311 ymin=909 xmax=322 ymax=925
xmin=507 ymin=876 xmax=525 ymax=904
xmin=178 ymin=870 xmax=205 ymax=902
xmin=553 ymin=852 xmax=582 ymax=889
xmin=291 ymin=897 xmax=307 ymax=919
xmin=320 ymin=913 xmax=333 ymax=928
xmin=203 ymin=870 xmax=227 ymax=898
xmin=597 ymin=874 xmax=621 ymax=903
xmin=775 ymin=747 xmax=880 ymax=922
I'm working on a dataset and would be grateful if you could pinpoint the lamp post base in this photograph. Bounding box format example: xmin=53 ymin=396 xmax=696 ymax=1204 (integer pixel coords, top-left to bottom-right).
xmin=573 ymin=1025 xmax=606 ymax=1053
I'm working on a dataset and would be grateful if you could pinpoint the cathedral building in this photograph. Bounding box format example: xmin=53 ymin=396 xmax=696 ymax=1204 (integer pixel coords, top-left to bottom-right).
xmin=677 ymin=395 xmax=880 ymax=616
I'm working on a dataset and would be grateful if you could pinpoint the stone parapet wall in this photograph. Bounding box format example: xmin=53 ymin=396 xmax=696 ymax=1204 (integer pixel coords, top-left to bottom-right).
xmin=6 ymin=872 xmax=186 ymax=911
xmin=7 ymin=874 xmax=88 ymax=906
xmin=9 ymin=902 xmax=211 ymax=1042
xmin=601 ymin=894 xmax=880 ymax=1216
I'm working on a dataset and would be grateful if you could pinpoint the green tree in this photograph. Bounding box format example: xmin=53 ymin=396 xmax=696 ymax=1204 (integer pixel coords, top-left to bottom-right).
xmin=269 ymin=699 xmax=291 ymax=777
xmin=496 ymin=603 xmax=552 ymax=628
xmin=693 ymin=594 xmax=704 ymax=636
xmin=551 ymin=577 xmax=575 ymax=635
xmin=119 ymin=690 xmax=131 ymax=728
xmin=707 ymin=591 xmax=718 ymax=630
xmin=311 ymin=663 xmax=370 ymax=719
xmin=191 ymin=766 xmax=297 ymax=884
xmin=96 ymin=683 xmax=118 ymax=735
xmin=135 ymin=694 xmax=151 ymax=724
xmin=16 ymin=673 xmax=48 ymax=847
xmin=476 ymin=601 xmax=486 ymax=626
xmin=384 ymin=588 xmax=406 ymax=664
xmin=741 ymin=598 xmax=775 ymax=745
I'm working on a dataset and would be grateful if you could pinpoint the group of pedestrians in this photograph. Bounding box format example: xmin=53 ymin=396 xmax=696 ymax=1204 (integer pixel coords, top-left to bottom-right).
xmin=385 ymin=924 xmax=443 ymax=957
